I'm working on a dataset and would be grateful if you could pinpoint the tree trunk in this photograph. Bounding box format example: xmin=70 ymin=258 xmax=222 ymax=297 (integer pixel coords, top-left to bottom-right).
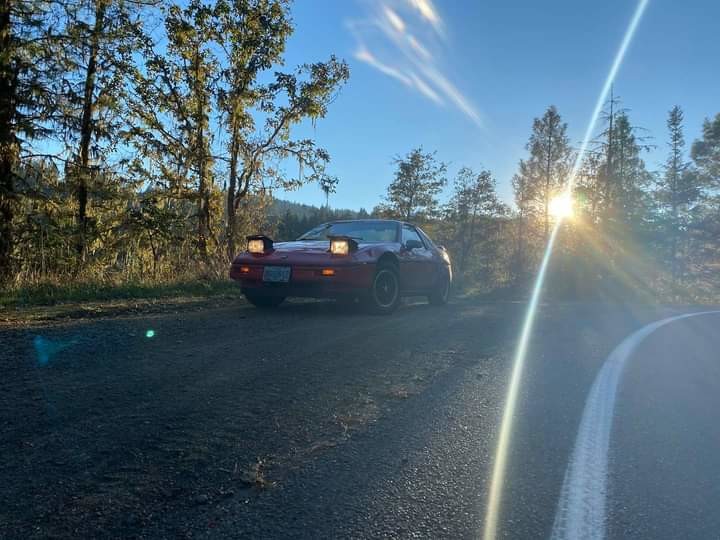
xmin=225 ymin=123 xmax=239 ymax=260
xmin=515 ymin=209 xmax=526 ymax=285
xmin=75 ymin=0 xmax=107 ymax=264
xmin=193 ymin=48 xmax=209 ymax=261
xmin=459 ymin=209 xmax=477 ymax=278
xmin=544 ymin=130 xmax=552 ymax=241
xmin=603 ymin=87 xmax=615 ymax=224
xmin=0 ymin=0 xmax=17 ymax=284
xmin=405 ymin=190 xmax=414 ymax=222
xmin=670 ymin=143 xmax=680 ymax=288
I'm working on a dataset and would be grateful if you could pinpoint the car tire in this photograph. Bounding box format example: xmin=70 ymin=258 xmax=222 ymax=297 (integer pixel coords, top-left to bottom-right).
xmin=365 ymin=264 xmax=401 ymax=314
xmin=244 ymin=292 xmax=285 ymax=308
xmin=428 ymin=273 xmax=450 ymax=306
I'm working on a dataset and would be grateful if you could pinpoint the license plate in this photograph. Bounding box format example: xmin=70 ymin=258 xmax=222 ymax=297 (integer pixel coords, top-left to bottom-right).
xmin=262 ymin=266 xmax=291 ymax=283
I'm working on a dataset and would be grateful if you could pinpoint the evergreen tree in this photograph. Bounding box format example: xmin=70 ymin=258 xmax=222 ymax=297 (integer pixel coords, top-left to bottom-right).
xmin=690 ymin=112 xmax=720 ymax=281
xmin=587 ymin=95 xmax=654 ymax=297
xmin=0 ymin=0 xmax=60 ymax=283
xmin=654 ymin=106 xmax=702 ymax=284
xmin=510 ymin=106 xmax=572 ymax=282
xmin=526 ymin=106 xmax=573 ymax=240
xmin=607 ymin=112 xmax=652 ymax=226
xmin=511 ymin=159 xmax=536 ymax=284
xmin=55 ymin=0 xmax=150 ymax=264
xmin=691 ymin=113 xmax=720 ymax=187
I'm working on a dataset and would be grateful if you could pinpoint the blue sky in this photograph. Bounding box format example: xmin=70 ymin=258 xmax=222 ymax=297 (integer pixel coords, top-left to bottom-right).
xmin=277 ymin=0 xmax=720 ymax=211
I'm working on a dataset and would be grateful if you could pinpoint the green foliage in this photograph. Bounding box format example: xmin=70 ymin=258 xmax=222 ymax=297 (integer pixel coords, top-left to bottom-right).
xmin=510 ymin=99 xmax=720 ymax=301
xmin=511 ymin=106 xmax=573 ymax=283
xmin=651 ymin=106 xmax=705 ymax=287
xmin=440 ymin=167 xmax=509 ymax=287
xmin=209 ymin=0 xmax=348 ymax=257
xmin=1 ymin=0 xmax=347 ymax=296
xmin=692 ymin=113 xmax=720 ymax=186
xmin=274 ymin=202 xmax=364 ymax=241
xmin=522 ymin=106 xmax=573 ymax=236
xmin=379 ymin=147 xmax=447 ymax=222
xmin=2 ymin=0 xmax=720 ymax=306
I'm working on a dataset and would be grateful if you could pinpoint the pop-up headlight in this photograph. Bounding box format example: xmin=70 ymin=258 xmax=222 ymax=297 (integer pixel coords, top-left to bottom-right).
xmin=247 ymin=235 xmax=273 ymax=254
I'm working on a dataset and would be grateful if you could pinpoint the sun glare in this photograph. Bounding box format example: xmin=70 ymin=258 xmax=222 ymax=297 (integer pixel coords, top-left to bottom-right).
xmin=549 ymin=192 xmax=574 ymax=220
xmin=482 ymin=1 xmax=650 ymax=537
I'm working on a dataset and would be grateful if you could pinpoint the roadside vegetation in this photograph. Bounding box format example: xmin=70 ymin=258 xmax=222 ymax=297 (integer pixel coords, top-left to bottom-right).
xmin=1 ymin=278 xmax=239 ymax=308
xmin=1 ymin=1 xmax=719 ymax=308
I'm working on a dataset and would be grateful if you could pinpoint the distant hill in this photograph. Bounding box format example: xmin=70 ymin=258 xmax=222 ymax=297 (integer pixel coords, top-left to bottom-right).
xmin=269 ymin=199 xmax=368 ymax=219
xmin=270 ymin=199 xmax=372 ymax=241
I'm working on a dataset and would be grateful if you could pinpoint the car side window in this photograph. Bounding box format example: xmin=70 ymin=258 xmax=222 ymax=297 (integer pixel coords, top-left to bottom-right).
xmin=402 ymin=225 xmax=425 ymax=248
xmin=416 ymin=227 xmax=435 ymax=248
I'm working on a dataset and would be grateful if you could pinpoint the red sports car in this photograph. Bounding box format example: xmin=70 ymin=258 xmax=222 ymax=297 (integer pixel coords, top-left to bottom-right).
xmin=229 ymin=219 xmax=452 ymax=313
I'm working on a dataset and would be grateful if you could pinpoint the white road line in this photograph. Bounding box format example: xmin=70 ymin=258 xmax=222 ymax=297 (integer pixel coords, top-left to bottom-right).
xmin=550 ymin=310 xmax=720 ymax=540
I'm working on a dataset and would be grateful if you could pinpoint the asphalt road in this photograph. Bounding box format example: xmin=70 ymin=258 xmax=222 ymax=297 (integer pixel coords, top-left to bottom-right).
xmin=1 ymin=299 xmax=719 ymax=539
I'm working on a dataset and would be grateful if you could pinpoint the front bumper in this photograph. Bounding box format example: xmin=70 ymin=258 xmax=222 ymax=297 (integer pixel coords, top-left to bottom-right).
xmin=229 ymin=262 xmax=374 ymax=298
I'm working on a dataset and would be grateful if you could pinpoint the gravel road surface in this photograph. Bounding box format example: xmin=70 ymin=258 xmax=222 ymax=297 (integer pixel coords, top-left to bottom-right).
xmin=2 ymin=299 xmax=718 ymax=538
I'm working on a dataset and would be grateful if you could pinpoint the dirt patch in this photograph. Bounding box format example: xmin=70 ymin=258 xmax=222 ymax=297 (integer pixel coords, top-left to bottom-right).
xmin=0 ymin=294 xmax=245 ymax=327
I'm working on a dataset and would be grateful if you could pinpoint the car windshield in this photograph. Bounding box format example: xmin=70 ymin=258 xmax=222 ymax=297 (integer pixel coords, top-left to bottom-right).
xmin=298 ymin=221 xmax=397 ymax=242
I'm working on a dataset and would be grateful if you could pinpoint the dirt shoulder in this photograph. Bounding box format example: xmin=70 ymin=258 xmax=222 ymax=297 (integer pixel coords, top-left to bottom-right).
xmin=0 ymin=280 xmax=245 ymax=327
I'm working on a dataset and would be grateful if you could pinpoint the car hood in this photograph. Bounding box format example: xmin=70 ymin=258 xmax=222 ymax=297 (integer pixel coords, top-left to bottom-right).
xmin=272 ymin=241 xmax=333 ymax=253
xmin=232 ymin=239 xmax=389 ymax=266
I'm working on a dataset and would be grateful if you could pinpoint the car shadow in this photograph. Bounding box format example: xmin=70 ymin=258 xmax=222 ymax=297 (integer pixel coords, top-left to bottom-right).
xmin=242 ymin=298 xmax=437 ymax=319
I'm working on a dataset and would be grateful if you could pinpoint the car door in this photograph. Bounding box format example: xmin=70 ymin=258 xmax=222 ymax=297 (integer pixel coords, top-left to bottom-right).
xmin=399 ymin=224 xmax=435 ymax=291
xmin=417 ymin=226 xmax=445 ymax=282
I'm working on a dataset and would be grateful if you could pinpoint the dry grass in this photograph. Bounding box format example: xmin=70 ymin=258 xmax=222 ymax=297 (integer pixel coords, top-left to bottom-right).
xmin=2 ymin=278 xmax=241 ymax=308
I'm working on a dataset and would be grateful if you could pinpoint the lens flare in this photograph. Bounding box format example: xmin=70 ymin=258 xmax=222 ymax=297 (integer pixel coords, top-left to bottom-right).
xmin=33 ymin=335 xmax=79 ymax=366
xmin=549 ymin=193 xmax=574 ymax=220
xmin=482 ymin=2 xmax=650 ymax=538
xmin=145 ymin=330 xmax=155 ymax=338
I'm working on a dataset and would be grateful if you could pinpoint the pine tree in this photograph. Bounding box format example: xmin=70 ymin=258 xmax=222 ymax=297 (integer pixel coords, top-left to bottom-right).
xmin=607 ymin=113 xmax=652 ymax=226
xmin=690 ymin=112 xmax=720 ymax=280
xmin=592 ymin=93 xmax=652 ymax=227
xmin=691 ymin=113 xmax=720 ymax=187
xmin=55 ymin=0 xmax=150 ymax=264
xmin=511 ymin=159 xmax=534 ymax=284
xmin=510 ymin=106 xmax=572 ymax=283
xmin=0 ymin=0 xmax=17 ymax=283
xmin=655 ymin=106 xmax=702 ymax=285
xmin=589 ymin=95 xmax=654 ymax=297
xmin=0 ymin=0 xmax=60 ymax=283
xmin=526 ymin=106 xmax=573 ymax=240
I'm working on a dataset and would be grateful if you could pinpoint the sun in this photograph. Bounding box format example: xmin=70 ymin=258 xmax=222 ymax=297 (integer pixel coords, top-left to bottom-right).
xmin=549 ymin=192 xmax=574 ymax=220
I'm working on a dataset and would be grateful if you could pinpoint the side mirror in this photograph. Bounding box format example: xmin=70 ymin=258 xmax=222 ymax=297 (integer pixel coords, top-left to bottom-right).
xmin=404 ymin=239 xmax=423 ymax=250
